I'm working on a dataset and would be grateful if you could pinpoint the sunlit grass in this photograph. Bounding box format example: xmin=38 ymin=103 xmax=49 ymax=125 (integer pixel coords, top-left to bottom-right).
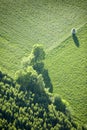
xmin=45 ymin=23 xmax=87 ymax=125
xmin=0 ymin=0 xmax=87 ymax=75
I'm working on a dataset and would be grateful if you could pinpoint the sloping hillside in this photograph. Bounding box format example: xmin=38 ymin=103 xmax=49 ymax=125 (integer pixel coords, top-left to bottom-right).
xmin=0 ymin=0 xmax=87 ymax=75
xmin=45 ymin=23 xmax=87 ymax=124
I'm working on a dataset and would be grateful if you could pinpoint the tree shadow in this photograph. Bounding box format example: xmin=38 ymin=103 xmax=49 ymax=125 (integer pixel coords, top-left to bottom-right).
xmin=72 ymin=34 xmax=80 ymax=47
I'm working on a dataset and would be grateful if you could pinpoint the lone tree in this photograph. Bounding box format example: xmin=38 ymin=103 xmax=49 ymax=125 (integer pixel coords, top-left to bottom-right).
xmin=32 ymin=44 xmax=45 ymax=63
xmin=71 ymin=28 xmax=76 ymax=35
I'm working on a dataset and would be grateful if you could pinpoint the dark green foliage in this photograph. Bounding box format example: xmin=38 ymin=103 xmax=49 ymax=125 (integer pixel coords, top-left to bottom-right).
xmin=33 ymin=62 xmax=44 ymax=74
xmin=33 ymin=63 xmax=53 ymax=92
xmin=54 ymin=96 xmax=66 ymax=113
xmin=0 ymin=71 xmax=3 ymax=79
xmin=32 ymin=44 xmax=45 ymax=62
xmin=15 ymin=66 xmax=38 ymax=91
xmin=42 ymin=69 xmax=53 ymax=92
xmin=15 ymin=66 xmax=45 ymax=94
xmin=0 ymin=69 xmax=84 ymax=130
xmin=0 ymin=70 xmax=15 ymax=87
xmin=22 ymin=44 xmax=53 ymax=92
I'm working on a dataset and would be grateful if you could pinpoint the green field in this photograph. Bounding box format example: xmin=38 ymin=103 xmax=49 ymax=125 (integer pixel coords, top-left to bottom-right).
xmin=0 ymin=0 xmax=87 ymax=126
xmin=45 ymin=23 xmax=87 ymax=124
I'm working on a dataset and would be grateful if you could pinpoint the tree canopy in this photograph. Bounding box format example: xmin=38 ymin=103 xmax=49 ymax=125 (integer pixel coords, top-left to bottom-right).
xmin=22 ymin=44 xmax=53 ymax=92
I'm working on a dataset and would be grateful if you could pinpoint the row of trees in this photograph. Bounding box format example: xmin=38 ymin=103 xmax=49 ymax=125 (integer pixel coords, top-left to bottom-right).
xmin=0 ymin=45 xmax=84 ymax=129
xmin=21 ymin=44 xmax=53 ymax=92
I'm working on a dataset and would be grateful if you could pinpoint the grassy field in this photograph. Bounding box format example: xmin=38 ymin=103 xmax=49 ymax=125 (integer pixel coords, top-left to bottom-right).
xmin=0 ymin=0 xmax=87 ymax=75
xmin=45 ymin=23 xmax=87 ymax=125
xmin=0 ymin=0 xmax=87 ymax=126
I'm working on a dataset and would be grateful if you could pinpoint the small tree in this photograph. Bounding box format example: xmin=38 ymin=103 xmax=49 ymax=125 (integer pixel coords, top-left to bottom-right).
xmin=32 ymin=44 xmax=45 ymax=63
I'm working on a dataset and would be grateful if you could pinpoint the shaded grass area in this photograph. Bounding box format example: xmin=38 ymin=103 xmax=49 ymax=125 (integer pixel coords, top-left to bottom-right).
xmin=72 ymin=34 xmax=80 ymax=47
xmin=45 ymin=23 xmax=87 ymax=125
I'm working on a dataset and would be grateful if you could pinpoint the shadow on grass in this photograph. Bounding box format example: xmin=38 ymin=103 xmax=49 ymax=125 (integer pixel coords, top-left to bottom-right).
xmin=72 ymin=34 xmax=80 ymax=47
